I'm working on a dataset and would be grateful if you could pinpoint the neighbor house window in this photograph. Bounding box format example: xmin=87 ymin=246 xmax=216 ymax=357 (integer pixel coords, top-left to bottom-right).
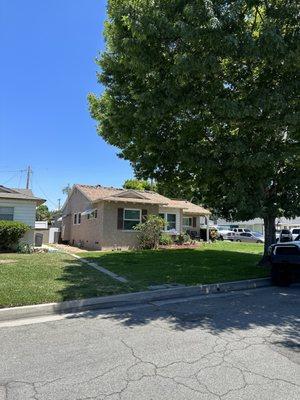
xmin=159 ymin=213 xmax=177 ymax=231
xmin=73 ymin=214 xmax=77 ymax=224
xmin=0 ymin=207 xmax=14 ymax=221
xmin=78 ymin=213 xmax=81 ymax=224
xmin=123 ymin=209 xmax=141 ymax=230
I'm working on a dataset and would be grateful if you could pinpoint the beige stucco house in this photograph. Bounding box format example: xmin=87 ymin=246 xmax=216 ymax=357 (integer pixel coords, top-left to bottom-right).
xmin=0 ymin=185 xmax=45 ymax=244
xmin=61 ymin=184 xmax=211 ymax=250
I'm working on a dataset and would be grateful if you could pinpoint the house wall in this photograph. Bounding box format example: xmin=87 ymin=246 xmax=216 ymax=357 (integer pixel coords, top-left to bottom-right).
xmin=182 ymin=214 xmax=202 ymax=232
xmin=0 ymin=199 xmax=36 ymax=227
xmin=0 ymin=199 xmax=37 ymax=245
xmin=100 ymin=201 xmax=159 ymax=250
xmin=61 ymin=188 xmax=103 ymax=249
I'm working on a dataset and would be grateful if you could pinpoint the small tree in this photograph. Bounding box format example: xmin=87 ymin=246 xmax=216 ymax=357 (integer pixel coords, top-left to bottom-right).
xmin=134 ymin=215 xmax=164 ymax=249
xmin=0 ymin=221 xmax=30 ymax=251
xmin=36 ymin=204 xmax=50 ymax=221
xmin=123 ymin=179 xmax=156 ymax=191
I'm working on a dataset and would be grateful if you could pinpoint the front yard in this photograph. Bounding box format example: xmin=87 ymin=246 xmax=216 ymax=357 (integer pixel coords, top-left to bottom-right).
xmin=0 ymin=242 xmax=269 ymax=308
xmin=82 ymin=242 xmax=269 ymax=288
xmin=0 ymin=252 xmax=135 ymax=308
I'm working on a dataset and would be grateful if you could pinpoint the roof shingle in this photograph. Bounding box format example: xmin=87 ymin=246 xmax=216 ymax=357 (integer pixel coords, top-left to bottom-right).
xmin=75 ymin=184 xmax=210 ymax=215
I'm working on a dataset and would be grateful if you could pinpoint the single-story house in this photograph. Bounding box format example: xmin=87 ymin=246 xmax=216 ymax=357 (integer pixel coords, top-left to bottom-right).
xmin=61 ymin=184 xmax=211 ymax=250
xmin=0 ymin=185 xmax=45 ymax=244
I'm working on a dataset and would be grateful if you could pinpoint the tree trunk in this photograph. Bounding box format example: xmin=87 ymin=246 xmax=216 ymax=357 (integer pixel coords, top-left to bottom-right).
xmin=258 ymin=215 xmax=276 ymax=265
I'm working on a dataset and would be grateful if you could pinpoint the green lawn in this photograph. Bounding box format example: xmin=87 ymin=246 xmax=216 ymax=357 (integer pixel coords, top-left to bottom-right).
xmin=0 ymin=252 xmax=136 ymax=308
xmin=82 ymin=242 xmax=269 ymax=288
xmin=0 ymin=242 xmax=269 ymax=308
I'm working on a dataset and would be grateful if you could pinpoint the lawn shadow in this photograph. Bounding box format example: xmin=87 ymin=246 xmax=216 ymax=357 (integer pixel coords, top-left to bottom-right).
xmin=55 ymin=257 xmax=137 ymax=302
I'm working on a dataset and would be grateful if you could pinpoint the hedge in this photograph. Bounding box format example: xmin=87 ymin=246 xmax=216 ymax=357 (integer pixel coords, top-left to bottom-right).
xmin=0 ymin=221 xmax=30 ymax=251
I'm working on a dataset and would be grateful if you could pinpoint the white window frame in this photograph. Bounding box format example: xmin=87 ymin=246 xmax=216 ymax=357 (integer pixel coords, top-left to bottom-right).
xmin=0 ymin=206 xmax=14 ymax=221
xmin=73 ymin=213 xmax=81 ymax=225
xmin=183 ymin=217 xmax=193 ymax=229
xmin=123 ymin=208 xmax=141 ymax=231
xmin=159 ymin=212 xmax=177 ymax=232
xmin=87 ymin=209 xmax=98 ymax=220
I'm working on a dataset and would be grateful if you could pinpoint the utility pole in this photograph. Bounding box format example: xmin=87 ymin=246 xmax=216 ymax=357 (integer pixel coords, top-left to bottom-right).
xmin=58 ymin=198 xmax=61 ymax=210
xmin=26 ymin=166 xmax=32 ymax=189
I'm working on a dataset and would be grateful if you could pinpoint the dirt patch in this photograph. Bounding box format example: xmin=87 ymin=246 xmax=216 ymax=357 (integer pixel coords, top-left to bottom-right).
xmin=0 ymin=259 xmax=17 ymax=265
xmin=51 ymin=244 xmax=89 ymax=254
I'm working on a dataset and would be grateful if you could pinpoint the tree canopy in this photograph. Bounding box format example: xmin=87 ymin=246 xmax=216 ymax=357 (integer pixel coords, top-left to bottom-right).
xmin=36 ymin=205 xmax=50 ymax=221
xmin=123 ymin=178 xmax=156 ymax=191
xmin=89 ymin=0 xmax=300 ymax=253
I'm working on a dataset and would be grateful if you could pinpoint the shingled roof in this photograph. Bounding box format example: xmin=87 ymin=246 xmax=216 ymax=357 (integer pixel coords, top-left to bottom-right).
xmin=74 ymin=184 xmax=210 ymax=215
xmin=162 ymin=199 xmax=211 ymax=215
xmin=0 ymin=185 xmax=45 ymax=204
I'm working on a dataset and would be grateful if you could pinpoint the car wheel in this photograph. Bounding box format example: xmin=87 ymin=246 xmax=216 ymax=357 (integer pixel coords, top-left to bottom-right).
xmin=256 ymin=240 xmax=262 ymax=243
xmin=236 ymin=239 xmax=241 ymax=242
xmin=271 ymin=264 xmax=291 ymax=287
xmin=219 ymin=235 xmax=224 ymax=241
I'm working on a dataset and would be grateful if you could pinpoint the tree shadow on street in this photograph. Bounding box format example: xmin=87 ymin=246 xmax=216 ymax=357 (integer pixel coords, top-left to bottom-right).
xmin=56 ymin=255 xmax=299 ymax=352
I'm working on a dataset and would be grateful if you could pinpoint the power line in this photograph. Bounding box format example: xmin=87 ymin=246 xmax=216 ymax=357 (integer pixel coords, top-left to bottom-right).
xmin=2 ymin=173 xmax=20 ymax=186
xmin=0 ymin=169 xmax=27 ymax=174
xmin=31 ymin=175 xmax=58 ymax=209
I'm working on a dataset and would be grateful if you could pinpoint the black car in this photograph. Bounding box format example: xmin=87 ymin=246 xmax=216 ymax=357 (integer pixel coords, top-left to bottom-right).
xmin=268 ymin=240 xmax=300 ymax=286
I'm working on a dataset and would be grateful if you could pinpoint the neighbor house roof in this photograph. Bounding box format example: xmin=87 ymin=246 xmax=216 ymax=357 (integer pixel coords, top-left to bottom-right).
xmin=73 ymin=184 xmax=210 ymax=215
xmin=0 ymin=185 xmax=45 ymax=205
xmin=161 ymin=199 xmax=211 ymax=215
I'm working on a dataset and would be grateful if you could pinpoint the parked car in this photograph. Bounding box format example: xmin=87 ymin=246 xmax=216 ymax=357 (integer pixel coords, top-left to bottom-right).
xmin=216 ymin=227 xmax=234 ymax=240
xmin=223 ymin=231 xmax=236 ymax=241
xmin=235 ymin=232 xmax=264 ymax=243
xmin=278 ymin=229 xmax=293 ymax=243
xmin=291 ymin=228 xmax=300 ymax=241
xmin=268 ymin=238 xmax=300 ymax=286
xmin=232 ymin=227 xmax=252 ymax=234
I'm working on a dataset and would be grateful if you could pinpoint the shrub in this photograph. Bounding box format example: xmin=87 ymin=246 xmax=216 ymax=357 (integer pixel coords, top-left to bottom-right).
xmin=0 ymin=221 xmax=30 ymax=251
xmin=159 ymin=233 xmax=173 ymax=246
xmin=134 ymin=215 xmax=165 ymax=249
xmin=15 ymin=242 xmax=33 ymax=254
xmin=176 ymin=233 xmax=191 ymax=245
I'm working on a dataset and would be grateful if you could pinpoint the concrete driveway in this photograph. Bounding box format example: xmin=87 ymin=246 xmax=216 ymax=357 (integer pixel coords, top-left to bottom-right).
xmin=0 ymin=285 xmax=299 ymax=400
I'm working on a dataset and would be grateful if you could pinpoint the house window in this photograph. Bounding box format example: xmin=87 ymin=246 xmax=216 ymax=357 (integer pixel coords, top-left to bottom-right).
xmin=74 ymin=214 xmax=77 ymax=224
xmin=166 ymin=214 xmax=176 ymax=230
xmin=0 ymin=207 xmax=14 ymax=221
xmin=87 ymin=209 xmax=97 ymax=220
xmin=159 ymin=213 xmax=177 ymax=231
xmin=78 ymin=213 xmax=81 ymax=224
xmin=123 ymin=209 xmax=141 ymax=230
xmin=183 ymin=217 xmax=192 ymax=228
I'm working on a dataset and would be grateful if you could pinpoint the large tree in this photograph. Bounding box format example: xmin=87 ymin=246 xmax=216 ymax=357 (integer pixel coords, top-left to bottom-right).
xmin=89 ymin=0 xmax=300 ymax=256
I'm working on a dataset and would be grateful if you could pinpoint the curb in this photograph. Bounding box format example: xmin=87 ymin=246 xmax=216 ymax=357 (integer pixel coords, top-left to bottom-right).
xmin=0 ymin=278 xmax=271 ymax=323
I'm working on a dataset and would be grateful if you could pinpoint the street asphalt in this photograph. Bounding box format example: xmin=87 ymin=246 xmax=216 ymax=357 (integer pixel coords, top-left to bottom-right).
xmin=0 ymin=285 xmax=299 ymax=400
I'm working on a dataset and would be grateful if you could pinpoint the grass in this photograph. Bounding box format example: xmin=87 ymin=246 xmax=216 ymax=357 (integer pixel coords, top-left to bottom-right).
xmin=82 ymin=242 xmax=269 ymax=288
xmin=0 ymin=242 xmax=269 ymax=308
xmin=0 ymin=252 xmax=136 ymax=308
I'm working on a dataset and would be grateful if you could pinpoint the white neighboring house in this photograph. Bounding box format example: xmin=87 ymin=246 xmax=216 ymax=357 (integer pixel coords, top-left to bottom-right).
xmin=0 ymin=185 xmax=45 ymax=245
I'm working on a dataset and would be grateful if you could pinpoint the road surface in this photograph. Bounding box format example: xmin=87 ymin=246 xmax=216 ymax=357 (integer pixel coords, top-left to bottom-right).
xmin=0 ymin=285 xmax=299 ymax=399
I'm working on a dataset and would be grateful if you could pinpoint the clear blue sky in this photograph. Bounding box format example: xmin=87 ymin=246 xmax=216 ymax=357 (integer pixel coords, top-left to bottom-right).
xmin=0 ymin=0 xmax=133 ymax=210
